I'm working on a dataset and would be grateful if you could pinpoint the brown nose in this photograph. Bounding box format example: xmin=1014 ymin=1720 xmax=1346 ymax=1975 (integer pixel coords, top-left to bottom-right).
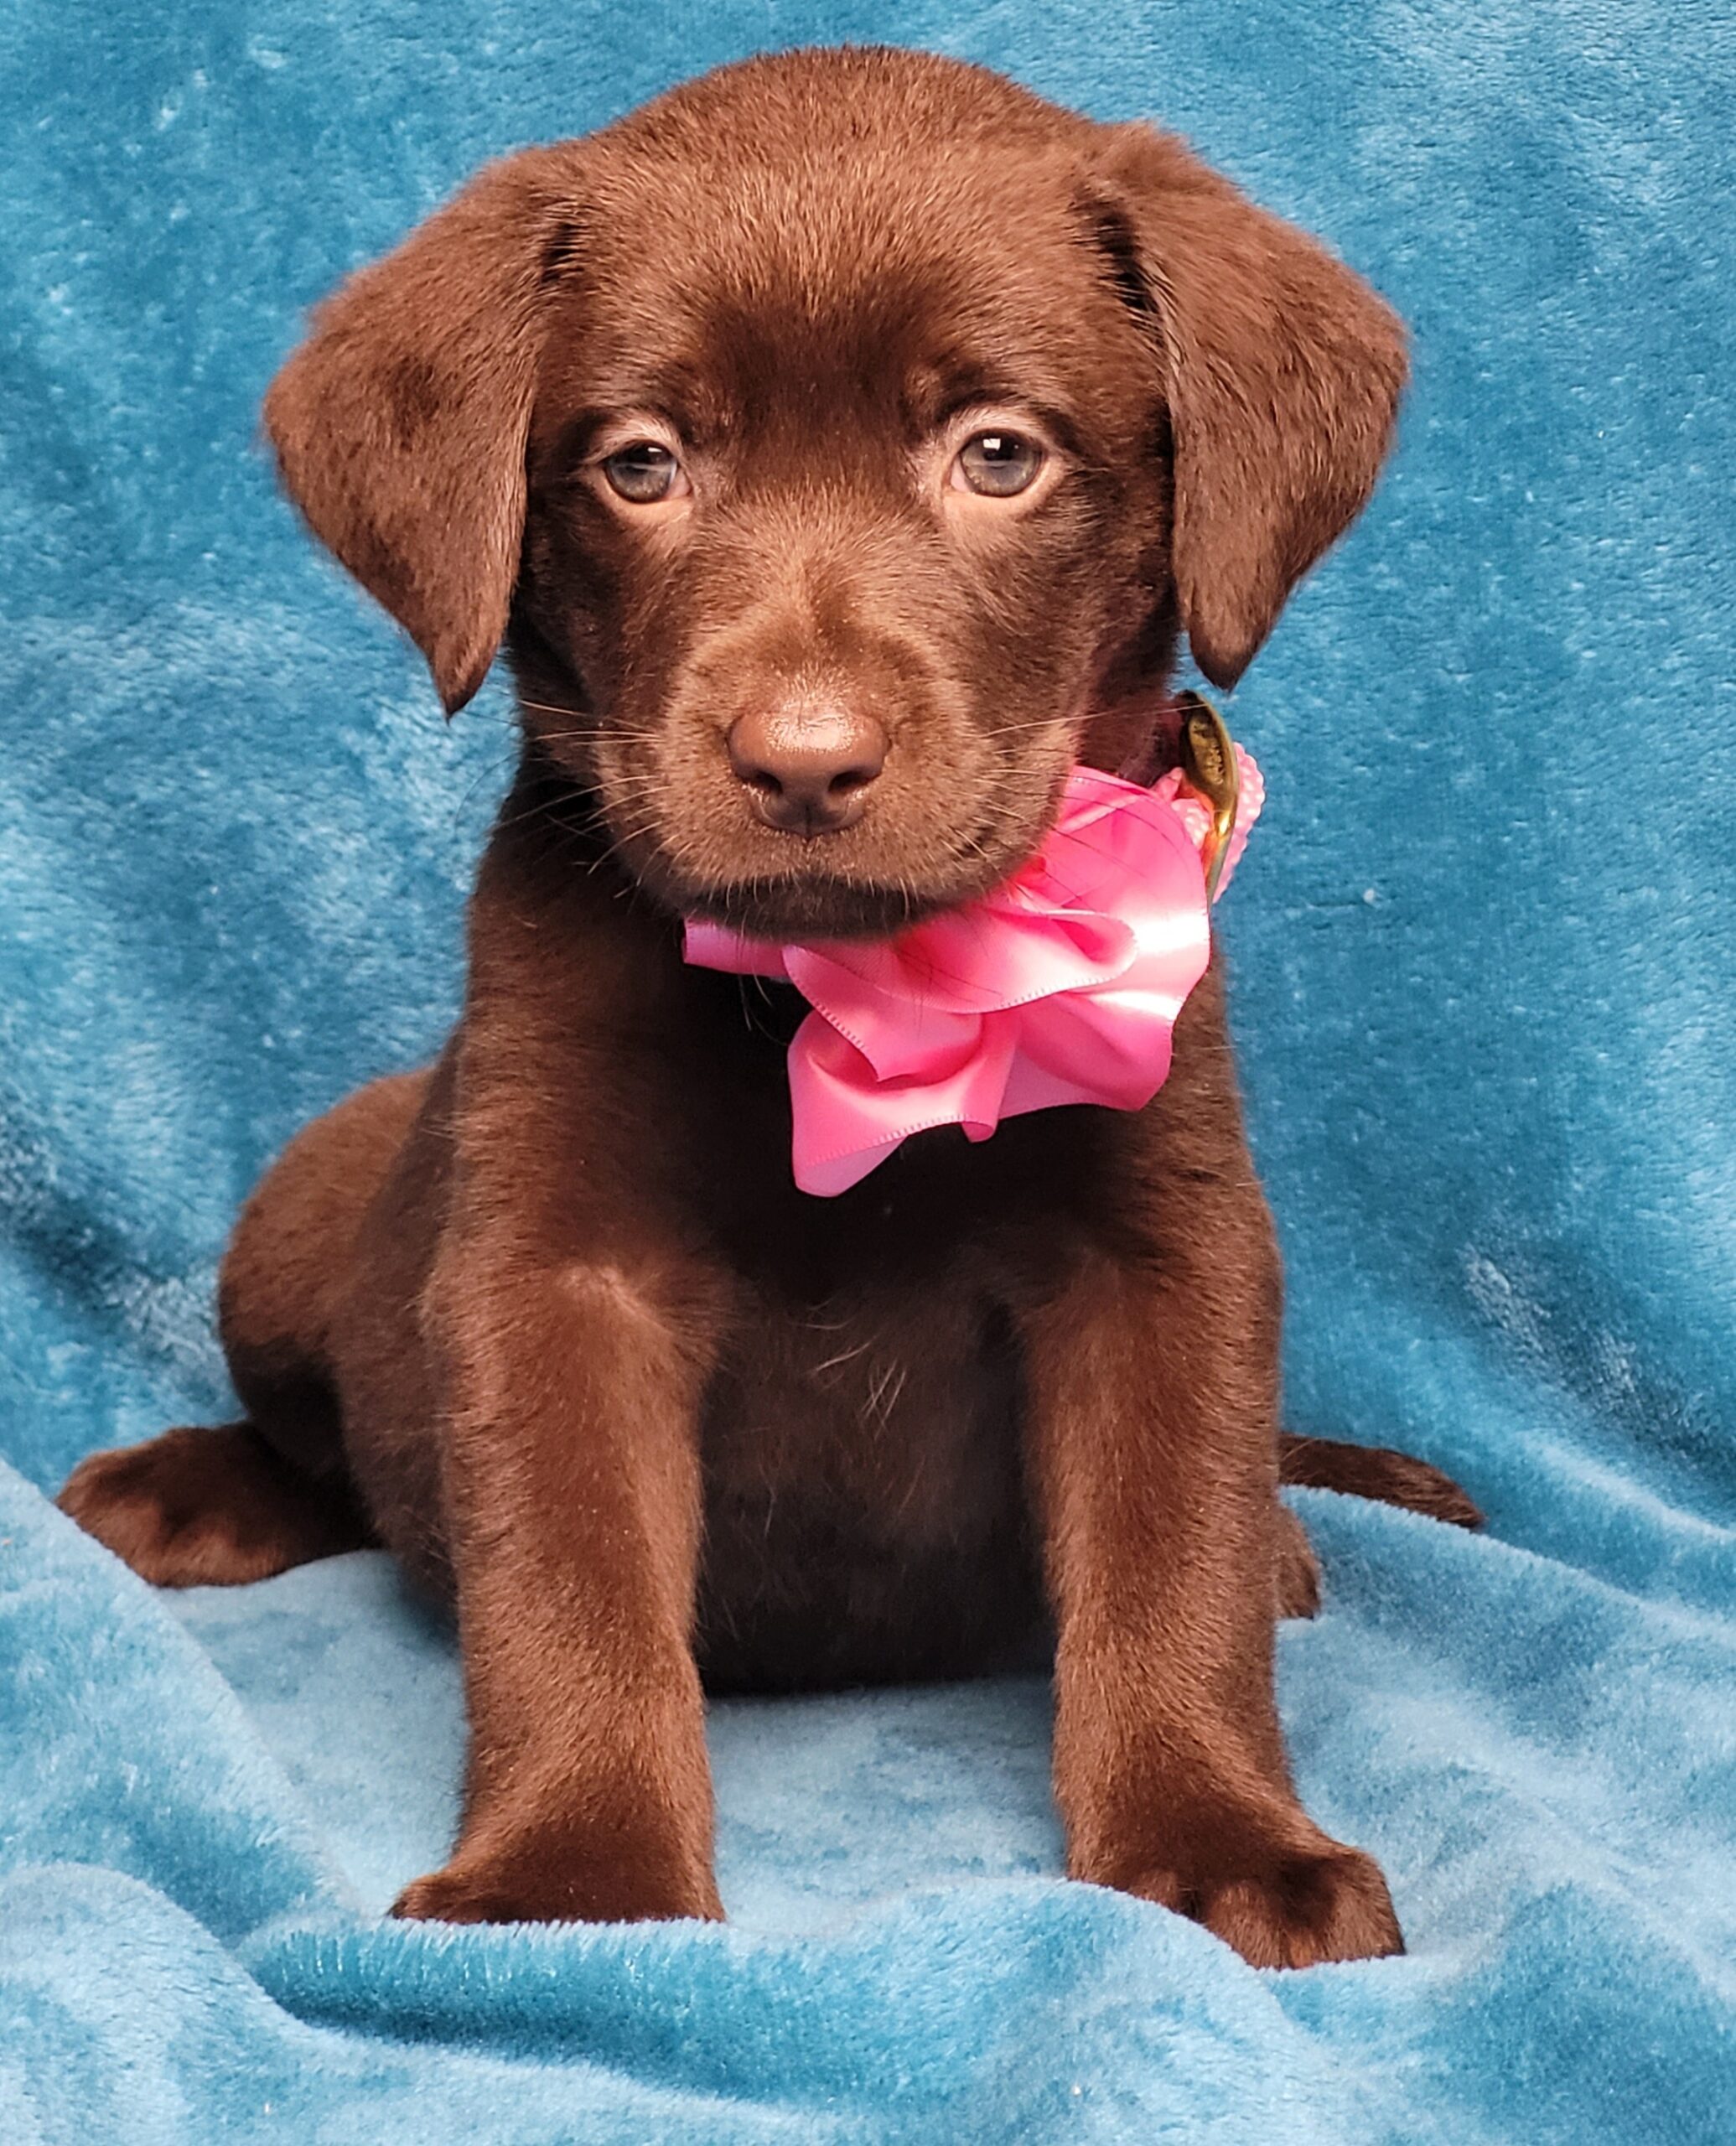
xmin=727 ymin=705 xmax=888 ymax=835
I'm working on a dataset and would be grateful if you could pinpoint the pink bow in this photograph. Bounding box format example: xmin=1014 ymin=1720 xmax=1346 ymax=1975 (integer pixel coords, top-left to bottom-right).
xmin=683 ymin=749 xmax=1263 ymax=1195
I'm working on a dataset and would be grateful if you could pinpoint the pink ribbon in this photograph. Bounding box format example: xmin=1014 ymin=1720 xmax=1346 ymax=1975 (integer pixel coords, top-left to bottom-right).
xmin=683 ymin=749 xmax=1263 ymax=1195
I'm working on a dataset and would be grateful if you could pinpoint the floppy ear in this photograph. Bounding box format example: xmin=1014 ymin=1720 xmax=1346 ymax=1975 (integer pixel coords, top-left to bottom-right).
xmin=1088 ymin=127 xmax=1407 ymax=689
xmin=262 ymin=149 xmax=572 ymax=713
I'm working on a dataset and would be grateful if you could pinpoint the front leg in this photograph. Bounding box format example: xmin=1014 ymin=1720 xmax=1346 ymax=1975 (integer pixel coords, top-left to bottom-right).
xmin=392 ymin=1243 xmax=724 ymax=1926
xmin=383 ymin=796 xmax=743 ymax=1927
xmin=1020 ymin=976 xmax=1402 ymax=1968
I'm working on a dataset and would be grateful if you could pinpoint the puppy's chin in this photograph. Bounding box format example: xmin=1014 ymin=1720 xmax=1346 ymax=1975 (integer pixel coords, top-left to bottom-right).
xmin=673 ymin=873 xmax=964 ymax=945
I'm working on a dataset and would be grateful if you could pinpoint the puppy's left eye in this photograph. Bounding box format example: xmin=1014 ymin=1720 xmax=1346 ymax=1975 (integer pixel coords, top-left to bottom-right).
xmin=601 ymin=442 xmax=690 ymax=504
xmin=950 ymin=431 xmax=1044 ymax=498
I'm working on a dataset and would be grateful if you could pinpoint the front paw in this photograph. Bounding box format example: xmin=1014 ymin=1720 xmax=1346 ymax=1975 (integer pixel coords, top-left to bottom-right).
xmin=1119 ymin=1842 xmax=1402 ymax=1968
xmin=391 ymin=1834 xmax=724 ymax=1927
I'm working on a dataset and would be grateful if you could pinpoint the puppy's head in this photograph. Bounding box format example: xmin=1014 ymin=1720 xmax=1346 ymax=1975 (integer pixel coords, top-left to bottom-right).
xmin=266 ymin=49 xmax=1404 ymax=940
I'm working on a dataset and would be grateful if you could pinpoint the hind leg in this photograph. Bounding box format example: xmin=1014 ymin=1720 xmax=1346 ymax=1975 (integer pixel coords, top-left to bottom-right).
xmin=58 ymin=1071 xmax=429 ymax=1588
xmin=58 ymin=1422 xmax=375 ymax=1586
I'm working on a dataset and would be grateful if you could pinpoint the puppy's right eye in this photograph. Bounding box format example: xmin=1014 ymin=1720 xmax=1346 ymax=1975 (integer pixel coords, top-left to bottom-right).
xmin=601 ymin=442 xmax=690 ymax=505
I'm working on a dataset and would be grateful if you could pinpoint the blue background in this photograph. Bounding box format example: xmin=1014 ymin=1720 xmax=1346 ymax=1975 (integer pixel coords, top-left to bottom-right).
xmin=2 ymin=3 xmax=1732 ymax=2138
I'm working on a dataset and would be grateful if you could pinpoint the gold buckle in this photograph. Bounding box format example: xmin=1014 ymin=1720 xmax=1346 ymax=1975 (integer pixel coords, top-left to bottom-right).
xmin=1175 ymin=689 xmax=1239 ymax=900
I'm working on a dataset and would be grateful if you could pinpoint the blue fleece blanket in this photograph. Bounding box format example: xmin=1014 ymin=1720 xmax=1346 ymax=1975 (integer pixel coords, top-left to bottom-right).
xmin=3 ymin=3 xmax=1733 ymax=2138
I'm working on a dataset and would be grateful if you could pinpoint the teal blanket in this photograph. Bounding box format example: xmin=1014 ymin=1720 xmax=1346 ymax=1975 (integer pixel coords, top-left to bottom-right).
xmin=3 ymin=3 xmax=1733 ymax=2138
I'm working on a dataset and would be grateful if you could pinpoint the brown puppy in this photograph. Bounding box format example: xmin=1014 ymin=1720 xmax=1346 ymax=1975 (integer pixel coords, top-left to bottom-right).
xmin=59 ymin=48 xmax=1479 ymax=1967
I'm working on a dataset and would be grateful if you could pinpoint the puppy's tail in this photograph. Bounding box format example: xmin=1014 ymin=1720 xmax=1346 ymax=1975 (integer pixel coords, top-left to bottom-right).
xmin=1279 ymin=1433 xmax=1483 ymax=1531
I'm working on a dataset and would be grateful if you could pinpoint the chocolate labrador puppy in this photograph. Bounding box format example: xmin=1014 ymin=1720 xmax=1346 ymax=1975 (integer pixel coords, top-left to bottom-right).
xmin=60 ymin=47 xmax=1478 ymax=1967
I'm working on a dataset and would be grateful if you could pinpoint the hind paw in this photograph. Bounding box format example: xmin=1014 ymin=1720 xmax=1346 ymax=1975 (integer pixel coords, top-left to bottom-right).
xmin=57 ymin=1424 xmax=369 ymax=1586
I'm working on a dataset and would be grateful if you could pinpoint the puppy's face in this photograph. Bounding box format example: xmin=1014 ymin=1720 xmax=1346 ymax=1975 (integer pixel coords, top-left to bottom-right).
xmin=516 ymin=127 xmax=1171 ymax=939
xmin=267 ymin=51 xmax=1405 ymax=941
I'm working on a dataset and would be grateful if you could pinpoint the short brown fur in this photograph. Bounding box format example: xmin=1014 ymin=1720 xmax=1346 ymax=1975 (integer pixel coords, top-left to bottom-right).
xmin=60 ymin=49 xmax=1477 ymax=1967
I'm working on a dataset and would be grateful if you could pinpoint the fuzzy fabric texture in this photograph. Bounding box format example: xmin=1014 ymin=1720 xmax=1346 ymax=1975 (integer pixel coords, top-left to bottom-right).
xmin=3 ymin=3 xmax=1734 ymax=2139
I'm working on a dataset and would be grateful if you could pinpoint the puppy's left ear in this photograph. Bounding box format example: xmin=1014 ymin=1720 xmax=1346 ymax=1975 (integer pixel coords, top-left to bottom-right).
xmin=263 ymin=148 xmax=573 ymax=713
xmin=1086 ymin=127 xmax=1408 ymax=689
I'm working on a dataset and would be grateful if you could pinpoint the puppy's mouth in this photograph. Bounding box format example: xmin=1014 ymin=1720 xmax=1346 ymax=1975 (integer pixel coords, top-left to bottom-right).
xmin=632 ymin=791 xmax=1064 ymax=940
xmin=621 ymin=772 xmax=1070 ymax=944
xmin=546 ymin=718 xmax=1075 ymax=945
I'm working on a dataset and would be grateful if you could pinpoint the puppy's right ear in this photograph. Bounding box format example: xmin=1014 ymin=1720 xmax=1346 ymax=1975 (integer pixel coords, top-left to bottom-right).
xmin=263 ymin=150 xmax=572 ymax=713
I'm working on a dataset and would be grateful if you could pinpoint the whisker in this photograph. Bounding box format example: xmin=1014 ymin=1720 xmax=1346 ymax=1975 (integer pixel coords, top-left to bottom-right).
xmin=812 ymin=1335 xmax=874 ymax=1376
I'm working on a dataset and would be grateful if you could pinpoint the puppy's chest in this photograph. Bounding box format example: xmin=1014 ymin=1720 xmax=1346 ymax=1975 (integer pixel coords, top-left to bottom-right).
xmin=680 ymin=992 xmax=1112 ymax=1526
xmin=702 ymin=1262 xmax=1017 ymax=1518
xmin=695 ymin=1273 xmax=1034 ymax=1691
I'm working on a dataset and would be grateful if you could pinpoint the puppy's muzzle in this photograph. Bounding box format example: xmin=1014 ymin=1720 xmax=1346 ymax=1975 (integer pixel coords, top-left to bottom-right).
xmin=727 ymin=702 xmax=888 ymax=836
